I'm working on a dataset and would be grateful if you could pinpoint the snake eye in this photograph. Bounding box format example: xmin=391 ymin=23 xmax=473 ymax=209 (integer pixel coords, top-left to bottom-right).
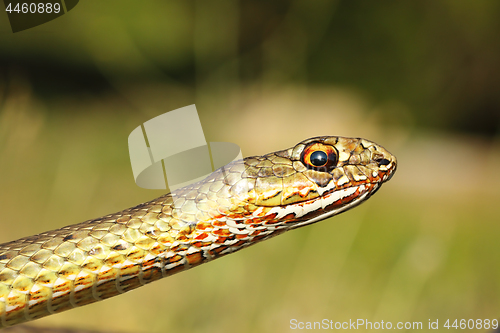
xmin=301 ymin=143 xmax=338 ymax=171
xmin=310 ymin=151 xmax=327 ymax=166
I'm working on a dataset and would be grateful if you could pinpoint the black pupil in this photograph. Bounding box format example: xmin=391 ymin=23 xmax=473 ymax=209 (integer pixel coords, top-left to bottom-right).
xmin=310 ymin=151 xmax=328 ymax=166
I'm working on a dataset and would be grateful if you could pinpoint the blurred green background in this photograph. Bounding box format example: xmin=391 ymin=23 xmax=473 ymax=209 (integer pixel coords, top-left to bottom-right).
xmin=0 ymin=1 xmax=499 ymax=332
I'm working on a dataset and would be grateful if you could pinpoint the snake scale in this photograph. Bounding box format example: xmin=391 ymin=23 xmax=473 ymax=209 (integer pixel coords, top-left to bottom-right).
xmin=0 ymin=136 xmax=396 ymax=329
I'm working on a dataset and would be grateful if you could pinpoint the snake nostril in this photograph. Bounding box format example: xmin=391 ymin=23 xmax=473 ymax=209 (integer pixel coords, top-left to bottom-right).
xmin=377 ymin=158 xmax=391 ymax=166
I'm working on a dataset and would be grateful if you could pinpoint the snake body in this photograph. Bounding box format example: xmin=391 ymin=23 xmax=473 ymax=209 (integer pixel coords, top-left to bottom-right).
xmin=0 ymin=136 xmax=396 ymax=328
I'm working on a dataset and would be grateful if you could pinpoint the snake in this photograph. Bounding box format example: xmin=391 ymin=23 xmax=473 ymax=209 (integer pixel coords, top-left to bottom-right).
xmin=0 ymin=136 xmax=396 ymax=329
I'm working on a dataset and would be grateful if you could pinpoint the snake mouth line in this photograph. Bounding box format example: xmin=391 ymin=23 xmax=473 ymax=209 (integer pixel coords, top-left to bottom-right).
xmin=255 ymin=182 xmax=382 ymax=231
xmin=288 ymin=186 xmax=377 ymax=230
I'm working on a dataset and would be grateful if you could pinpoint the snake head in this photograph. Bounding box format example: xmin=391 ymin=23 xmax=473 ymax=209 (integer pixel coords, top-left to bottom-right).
xmin=217 ymin=136 xmax=397 ymax=229
xmin=178 ymin=136 xmax=396 ymax=231
xmin=290 ymin=136 xmax=397 ymax=189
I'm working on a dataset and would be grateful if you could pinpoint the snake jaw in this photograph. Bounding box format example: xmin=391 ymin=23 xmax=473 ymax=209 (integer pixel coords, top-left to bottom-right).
xmin=279 ymin=181 xmax=381 ymax=231
xmin=288 ymin=185 xmax=371 ymax=230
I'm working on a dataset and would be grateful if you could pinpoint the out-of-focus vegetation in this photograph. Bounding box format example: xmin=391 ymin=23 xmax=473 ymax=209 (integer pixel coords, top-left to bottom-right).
xmin=0 ymin=1 xmax=499 ymax=332
xmin=1 ymin=1 xmax=499 ymax=135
